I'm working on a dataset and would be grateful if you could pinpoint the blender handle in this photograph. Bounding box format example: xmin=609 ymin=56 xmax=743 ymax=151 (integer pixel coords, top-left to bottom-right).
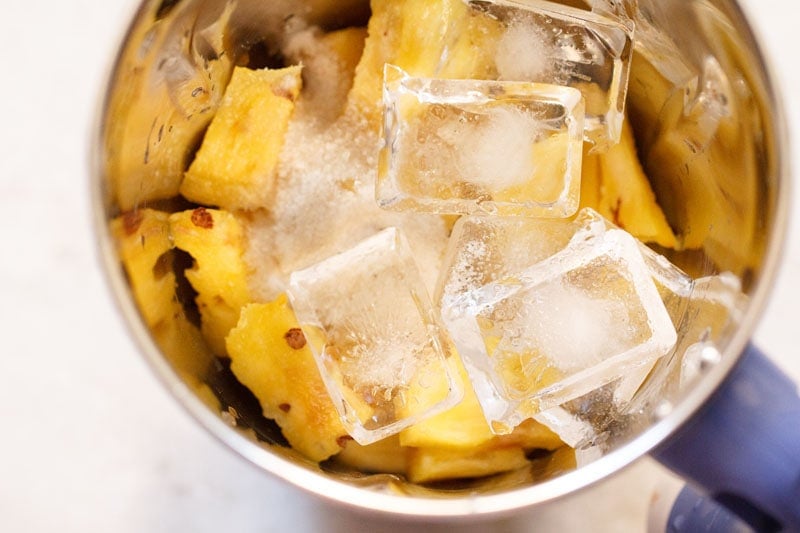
xmin=648 ymin=482 xmax=759 ymax=532
xmin=652 ymin=343 xmax=800 ymax=532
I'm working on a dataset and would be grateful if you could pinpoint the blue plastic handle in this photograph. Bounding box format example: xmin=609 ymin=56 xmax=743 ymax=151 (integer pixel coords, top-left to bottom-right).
xmin=653 ymin=344 xmax=800 ymax=531
xmin=665 ymin=483 xmax=757 ymax=532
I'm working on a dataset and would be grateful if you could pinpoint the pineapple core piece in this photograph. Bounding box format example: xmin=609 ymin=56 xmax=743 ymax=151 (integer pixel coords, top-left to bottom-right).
xmin=180 ymin=65 xmax=302 ymax=210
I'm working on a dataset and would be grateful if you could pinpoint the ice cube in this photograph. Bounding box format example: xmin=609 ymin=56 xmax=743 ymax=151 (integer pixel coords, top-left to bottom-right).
xmin=378 ymin=65 xmax=585 ymax=217
xmin=462 ymin=0 xmax=634 ymax=149
xmin=434 ymin=215 xmax=578 ymax=310
xmin=441 ymin=220 xmax=677 ymax=432
xmin=536 ymin=380 xmax=640 ymax=454
xmin=534 ymin=406 xmax=596 ymax=448
xmin=619 ymin=272 xmax=747 ymax=416
xmin=287 ymin=227 xmax=461 ymax=444
xmin=570 ymin=208 xmax=695 ymax=405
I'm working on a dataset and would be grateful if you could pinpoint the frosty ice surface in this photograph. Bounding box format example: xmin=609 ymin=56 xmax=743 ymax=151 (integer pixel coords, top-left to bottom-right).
xmin=434 ymin=215 xmax=577 ymax=310
xmin=378 ymin=65 xmax=584 ymax=217
xmin=570 ymin=208 xmax=695 ymax=405
xmin=619 ymin=272 xmax=747 ymax=416
xmin=440 ymin=212 xmax=677 ymax=432
xmin=287 ymin=227 xmax=461 ymax=444
xmin=462 ymin=0 xmax=634 ymax=149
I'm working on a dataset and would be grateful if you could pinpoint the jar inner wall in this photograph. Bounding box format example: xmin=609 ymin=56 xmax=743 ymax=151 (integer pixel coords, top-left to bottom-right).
xmin=95 ymin=0 xmax=782 ymax=507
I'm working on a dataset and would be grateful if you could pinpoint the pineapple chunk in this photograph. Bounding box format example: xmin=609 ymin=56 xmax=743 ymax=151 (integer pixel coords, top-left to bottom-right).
xmin=180 ymin=66 xmax=303 ymax=210
xmin=493 ymin=418 xmax=564 ymax=452
xmin=578 ymin=119 xmax=678 ymax=249
xmin=226 ymin=295 xmax=348 ymax=462
xmin=335 ymin=435 xmax=409 ymax=475
xmin=399 ymin=355 xmax=494 ymax=450
xmin=627 ymin=46 xmax=762 ymax=273
xmin=111 ymin=209 xmax=176 ymax=328
xmin=111 ymin=208 xmax=212 ymax=380
xmin=347 ymin=0 xmax=404 ymax=120
xmin=321 ymin=27 xmax=368 ymax=75
xmin=150 ymin=311 xmax=215 ymax=386
xmin=407 ymin=417 xmax=564 ymax=484
xmin=644 ymin=93 xmax=762 ymax=273
xmin=348 ymin=0 xmax=499 ymax=123
xmin=579 ymin=145 xmax=603 ymax=213
xmin=408 ymin=445 xmax=529 ymax=484
xmin=169 ymin=208 xmax=251 ymax=356
xmin=595 ymin=119 xmax=678 ymax=249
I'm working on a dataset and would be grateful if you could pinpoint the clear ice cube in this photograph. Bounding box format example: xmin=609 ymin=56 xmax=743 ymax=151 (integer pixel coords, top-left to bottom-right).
xmin=570 ymin=208 xmax=695 ymax=405
xmin=462 ymin=0 xmax=634 ymax=149
xmin=534 ymin=406 xmax=596 ymax=448
xmin=434 ymin=215 xmax=578 ymax=310
xmin=378 ymin=64 xmax=584 ymax=217
xmin=287 ymin=227 xmax=461 ymax=444
xmin=439 ymin=210 xmax=677 ymax=431
xmin=619 ymin=271 xmax=747 ymax=416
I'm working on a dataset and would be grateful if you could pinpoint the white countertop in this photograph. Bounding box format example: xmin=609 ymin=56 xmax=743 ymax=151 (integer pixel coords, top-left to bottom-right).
xmin=1 ymin=1 xmax=797 ymax=531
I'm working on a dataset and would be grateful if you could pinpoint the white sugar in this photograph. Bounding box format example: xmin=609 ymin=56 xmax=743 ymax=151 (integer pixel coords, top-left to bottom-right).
xmin=453 ymin=107 xmax=541 ymax=190
xmin=518 ymin=279 xmax=629 ymax=371
xmin=245 ymin=103 xmax=449 ymax=302
xmin=441 ymin=238 xmax=489 ymax=306
xmin=495 ymin=19 xmax=552 ymax=82
xmin=282 ymin=27 xmax=353 ymax=122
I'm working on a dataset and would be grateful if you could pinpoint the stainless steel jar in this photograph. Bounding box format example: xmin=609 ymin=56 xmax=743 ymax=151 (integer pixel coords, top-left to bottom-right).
xmin=92 ymin=0 xmax=790 ymax=520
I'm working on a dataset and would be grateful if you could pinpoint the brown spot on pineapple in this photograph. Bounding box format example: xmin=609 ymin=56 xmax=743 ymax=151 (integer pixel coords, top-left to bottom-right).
xmin=337 ymin=435 xmax=354 ymax=448
xmin=122 ymin=210 xmax=144 ymax=235
xmin=271 ymin=75 xmax=299 ymax=101
xmin=610 ymin=198 xmax=624 ymax=228
xmin=152 ymin=252 xmax=172 ymax=280
xmin=284 ymin=328 xmax=306 ymax=349
xmin=278 ymin=403 xmax=291 ymax=413
xmin=191 ymin=207 xmax=214 ymax=229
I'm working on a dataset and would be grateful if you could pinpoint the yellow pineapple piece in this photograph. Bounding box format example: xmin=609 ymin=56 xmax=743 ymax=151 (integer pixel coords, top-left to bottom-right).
xmin=644 ymin=91 xmax=761 ymax=273
xmin=627 ymin=42 xmax=762 ymax=273
xmin=594 ymin=119 xmax=678 ymax=249
xmin=407 ymin=415 xmax=564 ymax=483
xmin=398 ymin=344 xmax=565 ymax=448
xmin=150 ymin=311 xmax=215 ymax=386
xmin=226 ymin=295 xmax=348 ymax=462
xmin=399 ymin=355 xmax=493 ymax=450
xmin=492 ymin=131 xmax=583 ymax=218
xmin=348 ymin=0 xmax=499 ymax=123
xmin=529 ymin=445 xmax=578 ymax=480
xmin=169 ymin=208 xmax=251 ymax=356
xmin=106 ymin=3 xmax=234 ymax=211
xmin=322 ymin=27 xmax=368 ymax=74
xmin=111 ymin=209 xmax=176 ymax=328
xmin=347 ymin=0 xmax=404 ymax=120
xmin=479 ymin=334 xmax=563 ymax=430
xmin=180 ymin=66 xmax=303 ymax=210
xmin=408 ymin=444 xmax=529 ymax=484
xmin=317 ymin=27 xmax=368 ymax=120
xmin=493 ymin=418 xmax=564 ymax=452
xmin=111 ymin=209 xmax=212 ymax=380
xmin=335 ymin=435 xmax=409 ymax=475
xmin=579 ymin=145 xmax=603 ymax=212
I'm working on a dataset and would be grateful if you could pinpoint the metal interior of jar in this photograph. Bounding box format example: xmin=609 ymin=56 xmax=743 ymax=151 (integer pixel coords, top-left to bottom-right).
xmin=92 ymin=0 xmax=788 ymax=517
